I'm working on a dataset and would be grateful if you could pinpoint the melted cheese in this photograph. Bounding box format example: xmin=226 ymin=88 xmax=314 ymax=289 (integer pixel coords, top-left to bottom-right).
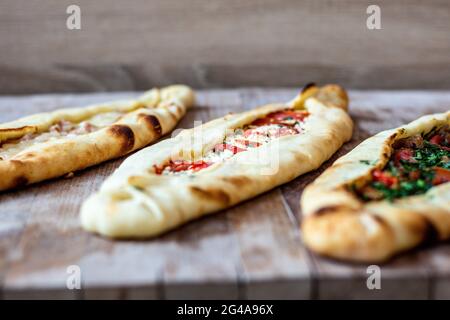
xmin=162 ymin=120 xmax=307 ymax=175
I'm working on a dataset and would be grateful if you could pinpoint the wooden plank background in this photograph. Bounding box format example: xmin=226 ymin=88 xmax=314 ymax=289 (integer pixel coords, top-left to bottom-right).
xmin=0 ymin=88 xmax=449 ymax=299
xmin=0 ymin=0 xmax=450 ymax=94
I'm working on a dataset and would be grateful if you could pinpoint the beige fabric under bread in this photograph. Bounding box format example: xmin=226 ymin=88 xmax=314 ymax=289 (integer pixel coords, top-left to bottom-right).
xmin=81 ymin=84 xmax=353 ymax=238
xmin=301 ymin=111 xmax=450 ymax=263
xmin=0 ymin=85 xmax=194 ymax=191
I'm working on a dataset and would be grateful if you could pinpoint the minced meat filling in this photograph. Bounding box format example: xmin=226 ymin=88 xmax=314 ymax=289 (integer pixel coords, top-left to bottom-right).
xmin=0 ymin=111 xmax=124 ymax=160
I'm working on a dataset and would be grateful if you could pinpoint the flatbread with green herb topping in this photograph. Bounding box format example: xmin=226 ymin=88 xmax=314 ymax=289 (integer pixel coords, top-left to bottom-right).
xmin=301 ymin=111 xmax=450 ymax=263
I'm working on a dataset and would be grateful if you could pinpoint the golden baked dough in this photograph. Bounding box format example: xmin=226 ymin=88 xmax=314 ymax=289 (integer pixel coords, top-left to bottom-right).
xmin=0 ymin=85 xmax=194 ymax=191
xmin=81 ymin=84 xmax=353 ymax=238
xmin=301 ymin=111 xmax=450 ymax=262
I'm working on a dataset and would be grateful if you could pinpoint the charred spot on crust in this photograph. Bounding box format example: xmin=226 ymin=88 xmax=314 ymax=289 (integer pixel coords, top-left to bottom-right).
xmin=10 ymin=159 xmax=24 ymax=167
xmin=420 ymin=217 xmax=439 ymax=247
xmin=190 ymin=186 xmax=231 ymax=205
xmin=168 ymin=103 xmax=182 ymax=115
xmin=387 ymin=132 xmax=398 ymax=144
xmin=302 ymin=82 xmax=316 ymax=93
xmin=379 ymin=144 xmax=392 ymax=161
xmin=138 ymin=114 xmax=162 ymax=137
xmin=370 ymin=214 xmax=390 ymax=229
xmin=221 ymin=176 xmax=251 ymax=187
xmin=108 ymin=125 xmax=135 ymax=153
xmin=167 ymin=109 xmax=178 ymax=122
xmin=292 ymin=151 xmax=306 ymax=164
xmin=12 ymin=176 xmax=28 ymax=188
xmin=314 ymin=205 xmax=347 ymax=216
xmin=21 ymin=152 xmax=36 ymax=159
xmin=387 ymin=131 xmax=404 ymax=150
xmin=0 ymin=125 xmax=35 ymax=133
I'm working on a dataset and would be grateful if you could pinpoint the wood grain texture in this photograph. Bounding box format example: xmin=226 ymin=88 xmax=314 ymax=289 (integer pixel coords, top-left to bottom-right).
xmin=0 ymin=88 xmax=449 ymax=299
xmin=1 ymin=0 xmax=450 ymax=93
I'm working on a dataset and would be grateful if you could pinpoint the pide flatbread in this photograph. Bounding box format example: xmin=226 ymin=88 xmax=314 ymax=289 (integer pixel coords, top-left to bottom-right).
xmin=301 ymin=111 xmax=450 ymax=263
xmin=0 ymin=85 xmax=194 ymax=191
xmin=80 ymin=84 xmax=353 ymax=238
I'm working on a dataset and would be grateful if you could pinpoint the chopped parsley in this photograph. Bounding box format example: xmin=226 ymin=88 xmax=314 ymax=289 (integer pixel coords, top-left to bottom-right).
xmin=360 ymin=159 xmax=378 ymax=166
xmin=357 ymin=126 xmax=450 ymax=201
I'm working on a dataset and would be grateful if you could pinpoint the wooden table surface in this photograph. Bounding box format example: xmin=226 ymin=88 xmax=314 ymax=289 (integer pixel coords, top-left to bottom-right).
xmin=0 ymin=88 xmax=449 ymax=300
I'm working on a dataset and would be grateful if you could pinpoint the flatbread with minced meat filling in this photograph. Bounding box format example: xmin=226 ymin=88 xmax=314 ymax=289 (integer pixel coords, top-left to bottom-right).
xmin=0 ymin=85 xmax=194 ymax=191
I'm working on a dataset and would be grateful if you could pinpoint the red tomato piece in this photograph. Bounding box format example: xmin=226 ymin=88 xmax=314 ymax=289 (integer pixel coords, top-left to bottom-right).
xmin=251 ymin=117 xmax=273 ymax=126
xmin=243 ymin=129 xmax=263 ymax=137
xmin=274 ymin=126 xmax=297 ymax=137
xmin=430 ymin=134 xmax=443 ymax=145
xmin=234 ymin=139 xmax=261 ymax=148
xmin=190 ymin=160 xmax=211 ymax=171
xmin=170 ymin=160 xmax=191 ymax=172
xmin=164 ymin=160 xmax=211 ymax=173
xmin=429 ymin=134 xmax=450 ymax=151
xmin=432 ymin=167 xmax=450 ymax=185
xmin=250 ymin=110 xmax=309 ymax=126
xmin=153 ymin=164 xmax=164 ymax=175
xmin=271 ymin=110 xmax=309 ymax=122
xmin=372 ymin=169 xmax=398 ymax=187
xmin=409 ymin=170 xmax=421 ymax=180
xmin=214 ymin=143 xmax=246 ymax=154
xmin=394 ymin=148 xmax=414 ymax=165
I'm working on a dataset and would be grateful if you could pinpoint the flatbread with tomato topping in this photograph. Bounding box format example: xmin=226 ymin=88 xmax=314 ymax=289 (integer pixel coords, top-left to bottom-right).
xmin=0 ymin=85 xmax=194 ymax=191
xmin=80 ymin=84 xmax=353 ymax=238
xmin=301 ymin=111 xmax=450 ymax=263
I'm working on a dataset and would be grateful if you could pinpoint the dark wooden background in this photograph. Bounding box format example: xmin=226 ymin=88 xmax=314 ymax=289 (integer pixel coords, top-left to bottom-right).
xmin=0 ymin=0 xmax=449 ymax=94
